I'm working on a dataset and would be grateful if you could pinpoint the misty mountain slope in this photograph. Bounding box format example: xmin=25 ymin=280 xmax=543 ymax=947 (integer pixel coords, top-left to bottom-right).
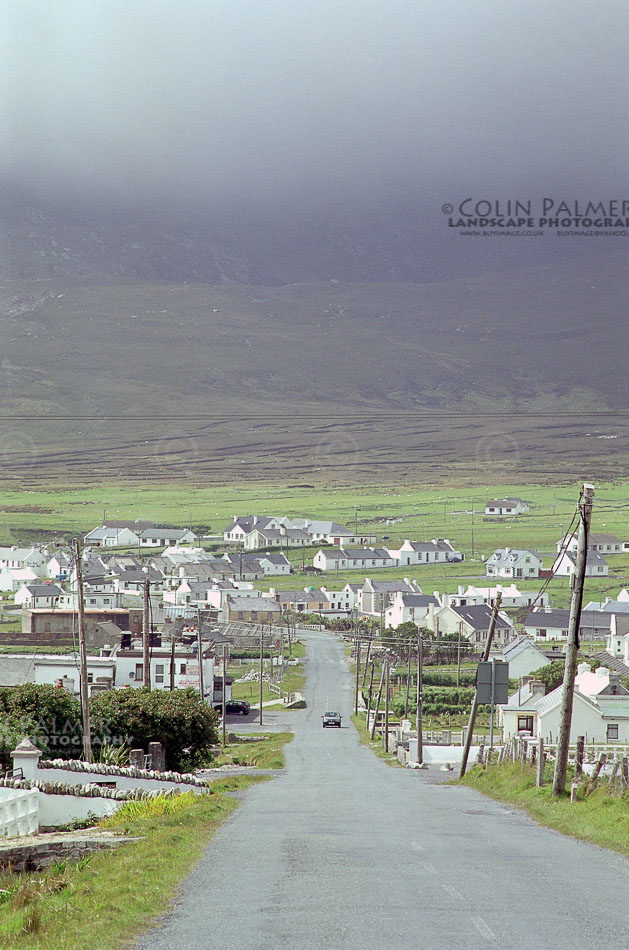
xmin=1 ymin=254 xmax=626 ymax=419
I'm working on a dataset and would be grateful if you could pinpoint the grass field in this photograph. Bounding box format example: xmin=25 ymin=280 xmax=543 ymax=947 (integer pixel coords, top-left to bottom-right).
xmin=459 ymin=761 xmax=629 ymax=857
xmin=0 ymin=480 xmax=627 ymax=605
xmin=0 ymin=776 xmax=266 ymax=948
xmin=208 ymin=731 xmax=293 ymax=769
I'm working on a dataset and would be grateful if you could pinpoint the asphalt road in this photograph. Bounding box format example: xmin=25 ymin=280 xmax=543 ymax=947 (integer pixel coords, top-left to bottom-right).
xmin=140 ymin=630 xmax=628 ymax=950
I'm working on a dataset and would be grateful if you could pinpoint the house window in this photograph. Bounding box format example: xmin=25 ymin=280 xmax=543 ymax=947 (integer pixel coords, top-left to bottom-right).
xmin=251 ymin=611 xmax=257 ymax=620
xmin=155 ymin=664 xmax=164 ymax=684
xmin=607 ymin=724 xmax=619 ymax=741
xmin=517 ymin=716 xmax=534 ymax=733
xmin=135 ymin=663 xmax=143 ymax=681
xmin=180 ymin=663 xmax=187 ymax=674
xmin=237 ymin=612 xmax=243 ymax=620
xmin=538 ymin=629 xmax=547 ymax=638
xmin=87 ymin=673 xmax=93 ymax=683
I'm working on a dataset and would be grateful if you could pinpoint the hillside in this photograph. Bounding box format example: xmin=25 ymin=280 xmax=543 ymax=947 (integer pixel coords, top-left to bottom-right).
xmin=0 ymin=254 xmax=626 ymax=483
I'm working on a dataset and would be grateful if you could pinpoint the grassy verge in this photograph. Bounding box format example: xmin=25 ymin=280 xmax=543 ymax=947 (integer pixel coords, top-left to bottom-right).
xmin=208 ymin=732 xmax=293 ymax=769
xmin=229 ymin=642 xmax=306 ymax=705
xmin=459 ymin=761 xmax=629 ymax=857
xmin=351 ymin=711 xmax=402 ymax=768
xmin=0 ymin=775 xmax=266 ymax=948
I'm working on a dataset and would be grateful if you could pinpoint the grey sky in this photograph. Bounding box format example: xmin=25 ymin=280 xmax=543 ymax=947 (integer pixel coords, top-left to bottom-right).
xmin=2 ymin=0 xmax=627 ymax=217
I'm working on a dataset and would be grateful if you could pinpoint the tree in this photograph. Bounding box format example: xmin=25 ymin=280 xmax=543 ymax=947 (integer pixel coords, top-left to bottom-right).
xmin=0 ymin=684 xmax=82 ymax=761
xmin=89 ymin=687 xmax=219 ymax=770
xmin=532 ymin=657 xmax=601 ymax=695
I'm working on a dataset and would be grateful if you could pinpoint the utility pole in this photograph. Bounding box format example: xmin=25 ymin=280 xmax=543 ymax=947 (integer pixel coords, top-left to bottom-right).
xmin=361 ymin=638 xmax=371 ymax=688
xmin=415 ymin=633 xmax=423 ymax=765
xmin=404 ymin=642 xmax=412 ymax=718
xmin=366 ymin=659 xmax=375 ymax=725
xmin=73 ymin=538 xmax=92 ymax=763
xmin=552 ymin=484 xmax=595 ymax=797
xmin=222 ymin=644 xmax=227 ymax=747
xmin=143 ymin=578 xmax=151 ymax=690
xmin=354 ymin=638 xmax=361 ymax=715
xmin=384 ymin=653 xmax=390 ymax=751
xmin=459 ymin=593 xmax=502 ymax=777
xmin=197 ymin=608 xmax=205 ymax=702
xmin=170 ymin=635 xmax=176 ymax=690
xmin=259 ymin=631 xmax=264 ymax=726
xmin=370 ymin=663 xmax=385 ymax=740
xmin=457 ymin=622 xmax=462 ymax=687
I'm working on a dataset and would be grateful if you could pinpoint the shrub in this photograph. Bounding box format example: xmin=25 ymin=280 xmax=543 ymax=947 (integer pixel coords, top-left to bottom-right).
xmin=89 ymin=688 xmax=219 ymax=770
xmin=0 ymin=684 xmax=82 ymax=764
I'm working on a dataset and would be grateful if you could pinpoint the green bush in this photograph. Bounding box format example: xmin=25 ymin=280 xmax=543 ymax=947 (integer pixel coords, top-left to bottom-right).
xmin=0 ymin=684 xmax=82 ymax=764
xmin=89 ymin=688 xmax=219 ymax=770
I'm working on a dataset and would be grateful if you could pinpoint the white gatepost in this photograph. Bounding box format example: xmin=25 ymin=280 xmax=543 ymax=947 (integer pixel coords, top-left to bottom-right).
xmin=11 ymin=738 xmax=43 ymax=781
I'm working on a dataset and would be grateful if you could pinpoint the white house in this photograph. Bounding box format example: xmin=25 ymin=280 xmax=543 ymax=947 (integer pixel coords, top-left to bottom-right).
xmin=223 ymin=516 xmax=286 ymax=543
xmin=0 ymin=546 xmax=47 ymax=577
xmin=0 ymin=566 xmax=39 ymax=592
xmin=34 ymin=655 xmax=116 ymax=696
xmin=485 ymin=549 xmax=542 ymax=579
xmin=318 ymin=585 xmax=356 ymax=615
xmin=15 ymin=583 xmax=62 ymax=609
xmin=484 ymin=498 xmax=529 ymax=516
xmin=359 ymin=578 xmax=422 ymax=617
xmin=499 ymin=678 xmax=547 ymax=739
xmin=46 ymin=553 xmax=72 ymax=580
xmin=384 ymin=592 xmax=440 ymax=629
xmin=114 ymin=646 xmax=215 ymax=697
xmin=138 ymin=528 xmax=199 ymax=548
xmin=535 ymin=665 xmax=629 ymax=744
xmin=256 ymin=553 xmax=291 ymax=576
xmin=558 ymin=533 xmax=624 ymax=556
xmin=84 ymin=526 xmax=141 ymax=547
xmin=552 ymin=550 xmax=608 ymax=577
xmin=605 ymin=615 xmax=629 ymax=662
xmin=445 ymin=583 xmax=547 ymax=610
xmin=428 ymin=603 xmax=515 ymax=645
xmin=290 ymin=519 xmax=376 ymax=547
xmin=313 ymin=548 xmax=395 ymax=572
xmin=386 ymin=539 xmax=463 ymax=566
xmin=501 ymin=638 xmax=550 ymax=679
xmin=522 ymin=607 xmax=613 ymax=642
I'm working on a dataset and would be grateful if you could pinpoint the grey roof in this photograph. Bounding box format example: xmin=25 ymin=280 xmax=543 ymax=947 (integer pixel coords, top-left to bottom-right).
xmin=25 ymin=584 xmax=62 ymax=597
xmin=486 ymin=498 xmax=527 ymax=507
xmin=564 ymin=550 xmax=608 ymax=566
xmin=343 ymin=548 xmax=391 ymax=559
xmin=227 ymin=596 xmax=281 ymax=612
xmin=589 ymin=533 xmax=622 ymax=544
xmin=502 ymin=681 xmax=545 ymax=710
xmin=450 ymin=604 xmax=512 ymax=630
xmin=488 ymin=548 xmax=542 ymax=564
xmin=594 ymin=652 xmax=629 ymax=676
xmin=368 ymin=580 xmax=417 ymax=593
xmin=139 ymin=528 xmax=196 ymax=540
xmin=585 ymin=599 xmax=629 ymax=614
xmin=398 ymin=594 xmax=438 ymax=608
xmin=523 ymin=609 xmax=613 ymax=632
xmin=257 ymin=553 xmax=290 ymax=565
xmin=502 ymin=637 xmax=547 ymax=662
xmin=277 ymin=591 xmax=329 ymax=604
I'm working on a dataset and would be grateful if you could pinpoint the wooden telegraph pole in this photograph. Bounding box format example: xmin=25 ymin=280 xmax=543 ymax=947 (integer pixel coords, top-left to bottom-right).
xmin=222 ymin=644 xmax=227 ymax=746
xmin=370 ymin=663 xmax=385 ymax=741
xmin=143 ymin=578 xmax=151 ymax=690
xmin=196 ymin=608 xmax=205 ymax=702
xmin=354 ymin=638 xmax=361 ymax=715
xmin=552 ymin=484 xmax=595 ymax=796
xmin=384 ymin=653 xmax=390 ymax=752
xmin=404 ymin=642 xmax=412 ymax=718
xmin=459 ymin=593 xmax=502 ymax=777
xmin=259 ymin=630 xmax=264 ymax=725
xmin=73 ymin=539 xmax=92 ymax=762
xmin=415 ymin=633 xmax=423 ymax=765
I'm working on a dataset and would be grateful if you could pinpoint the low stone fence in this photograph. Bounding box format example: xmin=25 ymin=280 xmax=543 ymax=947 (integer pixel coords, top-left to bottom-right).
xmin=39 ymin=759 xmax=209 ymax=793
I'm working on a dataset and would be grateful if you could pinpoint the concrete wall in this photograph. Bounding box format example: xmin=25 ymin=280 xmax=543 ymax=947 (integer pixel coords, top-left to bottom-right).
xmin=38 ymin=792 xmax=117 ymax=827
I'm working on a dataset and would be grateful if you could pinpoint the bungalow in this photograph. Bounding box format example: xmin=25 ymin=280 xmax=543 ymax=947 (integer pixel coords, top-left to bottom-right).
xmin=15 ymin=583 xmax=62 ymax=610
xmin=534 ymin=664 xmax=629 ymax=744
xmin=386 ymin=539 xmax=463 ymax=566
xmin=34 ymin=655 xmax=117 ymax=698
xmin=0 ymin=566 xmax=39 ymax=593
xmin=84 ymin=526 xmax=141 ymax=547
xmin=221 ymin=596 xmax=281 ymax=624
xmin=522 ymin=607 xmax=614 ymax=642
xmin=484 ymin=498 xmax=529 ymax=516
xmin=501 ymin=637 xmax=551 ymax=679
xmin=384 ymin=592 xmax=440 ymax=630
xmin=243 ymin=526 xmax=311 ymax=551
xmin=485 ymin=548 xmax=542 ymax=579
xmin=114 ymin=646 xmax=215 ymax=698
xmin=313 ymin=547 xmax=395 ymax=572
xmin=359 ymin=578 xmax=422 ymax=617
xmin=558 ymin=533 xmax=624 ymax=556
xmin=291 ymin=519 xmax=376 ymax=547
xmin=445 ymin=583 xmax=547 ymax=610
xmin=223 ymin=516 xmax=286 ymax=543
xmin=46 ymin=552 xmax=71 ymax=580
xmin=552 ymin=550 xmax=609 ymax=577
xmin=138 ymin=528 xmax=199 ymax=548
xmin=256 ymin=553 xmax=292 ymax=576
xmin=499 ymin=678 xmax=547 ymax=739
xmin=272 ymin=589 xmax=329 ymax=614
xmin=428 ymin=603 xmax=515 ymax=645
xmin=0 ymin=546 xmax=47 ymax=577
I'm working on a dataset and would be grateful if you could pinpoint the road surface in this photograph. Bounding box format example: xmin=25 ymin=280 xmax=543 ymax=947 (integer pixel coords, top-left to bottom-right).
xmin=140 ymin=630 xmax=628 ymax=949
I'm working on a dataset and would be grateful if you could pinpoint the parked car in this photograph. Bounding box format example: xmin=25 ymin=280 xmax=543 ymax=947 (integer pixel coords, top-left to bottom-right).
xmin=446 ymin=553 xmax=464 ymax=563
xmin=322 ymin=711 xmax=342 ymax=728
xmin=213 ymin=700 xmax=250 ymax=716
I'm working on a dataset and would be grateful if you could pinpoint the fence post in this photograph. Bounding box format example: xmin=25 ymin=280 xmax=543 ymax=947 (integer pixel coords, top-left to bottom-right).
xmin=535 ymin=738 xmax=545 ymax=787
xmin=575 ymin=736 xmax=585 ymax=776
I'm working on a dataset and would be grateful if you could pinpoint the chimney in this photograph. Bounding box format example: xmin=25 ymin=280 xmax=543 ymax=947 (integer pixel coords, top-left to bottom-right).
xmin=428 ymin=602 xmax=435 ymax=629
xmin=577 ymin=662 xmax=591 ymax=676
xmin=529 ymin=679 xmax=545 ymax=698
